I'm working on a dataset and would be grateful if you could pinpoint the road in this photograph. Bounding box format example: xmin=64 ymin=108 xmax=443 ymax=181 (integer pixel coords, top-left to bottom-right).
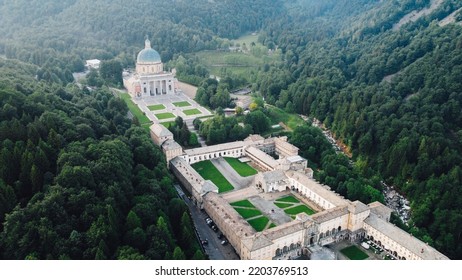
xmin=174 ymin=184 xmax=239 ymax=260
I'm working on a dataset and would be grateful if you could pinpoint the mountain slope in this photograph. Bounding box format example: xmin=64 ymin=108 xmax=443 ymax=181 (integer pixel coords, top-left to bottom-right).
xmin=256 ymin=0 xmax=462 ymax=259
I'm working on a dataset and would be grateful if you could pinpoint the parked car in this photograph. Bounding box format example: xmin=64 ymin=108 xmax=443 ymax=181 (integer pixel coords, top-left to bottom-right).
xmin=221 ymin=239 xmax=228 ymax=245
xmin=201 ymin=239 xmax=208 ymax=245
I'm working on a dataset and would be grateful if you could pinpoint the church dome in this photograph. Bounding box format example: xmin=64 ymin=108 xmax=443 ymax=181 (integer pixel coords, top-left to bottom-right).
xmin=137 ymin=39 xmax=161 ymax=63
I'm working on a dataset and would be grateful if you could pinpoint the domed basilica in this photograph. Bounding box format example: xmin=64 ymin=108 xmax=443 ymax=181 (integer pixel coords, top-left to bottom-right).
xmin=123 ymin=39 xmax=175 ymax=98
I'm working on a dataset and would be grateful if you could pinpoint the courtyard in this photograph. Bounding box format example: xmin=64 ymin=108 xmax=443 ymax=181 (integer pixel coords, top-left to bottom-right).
xmin=193 ymin=156 xmax=318 ymax=228
xmin=230 ymin=199 xmax=275 ymax=232
xmin=132 ymin=91 xmax=212 ymax=123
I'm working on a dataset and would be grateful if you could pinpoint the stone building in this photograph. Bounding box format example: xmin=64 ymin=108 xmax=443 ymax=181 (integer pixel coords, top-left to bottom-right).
xmin=149 ymin=123 xmax=173 ymax=146
xmin=123 ymin=39 xmax=175 ymax=98
xmin=148 ymin=130 xmax=449 ymax=260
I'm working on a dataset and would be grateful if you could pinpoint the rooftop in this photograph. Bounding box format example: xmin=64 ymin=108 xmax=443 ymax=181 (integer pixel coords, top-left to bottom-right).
xmin=286 ymin=155 xmax=306 ymax=163
xmin=246 ymin=146 xmax=279 ymax=169
xmin=286 ymin=170 xmax=348 ymax=208
xmin=368 ymin=201 xmax=393 ymax=221
xmin=162 ymin=139 xmax=182 ymax=151
xmin=311 ymin=206 xmax=349 ymax=223
xmin=137 ymin=39 xmax=161 ymax=63
xmin=348 ymin=200 xmax=370 ymax=215
xmin=185 ymin=140 xmax=252 ymax=156
xmin=364 ymin=214 xmax=449 ymax=260
xmin=150 ymin=123 xmax=173 ymax=138
xmin=244 ymin=134 xmax=265 ymax=142
xmin=261 ymin=170 xmax=288 ymax=184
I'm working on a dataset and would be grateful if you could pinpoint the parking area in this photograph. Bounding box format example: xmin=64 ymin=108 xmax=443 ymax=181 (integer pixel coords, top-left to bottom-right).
xmin=174 ymin=184 xmax=239 ymax=260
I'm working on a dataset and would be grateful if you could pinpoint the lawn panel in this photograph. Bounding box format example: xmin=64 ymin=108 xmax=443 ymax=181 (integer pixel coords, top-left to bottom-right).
xmin=224 ymin=157 xmax=257 ymax=177
xmin=192 ymin=160 xmax=234 ymax=193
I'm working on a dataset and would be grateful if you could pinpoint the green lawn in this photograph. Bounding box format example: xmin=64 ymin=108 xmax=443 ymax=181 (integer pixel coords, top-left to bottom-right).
xmin=231 ymin=199 xmax=271 ymax=231
xmin=118 ymin=93 xmax=151 ymax=124
xmin=247 ymin=216 xmax=270 ymax=232
xmin=155 ymin=112 xmax=176 ymax=120
xmin=147 ymin=104 xmax=165 ymax=111
xmin=265 ymin=105 xmax=306 ymax=130
xmin=275 ymin=195 xmax=300 ymax=204
xmin=173 ymin=101 xmax=191 ymax=107
xmin=340 ymin=246 xmax=369 ymax=260
xmin=230 ymin=200 xmax=255 ymax=208
xmin=195 ymin=48 xmax=280 ymax=78
xmin=224 ymin=157 xmax=257 ymax=177
xmin=183 ymin=108 xmax=202 ymax=116
xmin=284 ymin=205 xmax=316 ymax=216
xmin=192 ymin=160 xmax=234 ymax=193
xmin=274 ymin=202 xmax=293 ymax=209
xmin=233 ymin=33 xmax=260 ymax=46
xmin=234 ymin=208 xmax=262 ymax=219
xmin=160 ymin=121 xmax=176 ymax=128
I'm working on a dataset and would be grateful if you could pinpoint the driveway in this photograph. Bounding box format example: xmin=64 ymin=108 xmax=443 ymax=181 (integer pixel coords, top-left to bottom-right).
xmin=174 ymin=184 xmax=239 ymax=260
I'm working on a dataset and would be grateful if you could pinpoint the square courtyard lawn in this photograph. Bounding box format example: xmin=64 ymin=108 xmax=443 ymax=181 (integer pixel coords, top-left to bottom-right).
xmin=224 ymin=157 xmax=257 ymax=177
xmin=183 ymin=108 xmax=202 ymax=116
xmin=148 ymin=104 xmax=166 ymax=111
xmin=192 ymin=160 xmax=234 ymax=193
xmin=173 ymin=101 xmax=191 ymax=107
xmin=247 ymin=216 xmax=270 ymax=232
xmin=340 ymin=245 xmax=369 ymax=260
xmin=155 ymin=112 xmax=176 ymax=120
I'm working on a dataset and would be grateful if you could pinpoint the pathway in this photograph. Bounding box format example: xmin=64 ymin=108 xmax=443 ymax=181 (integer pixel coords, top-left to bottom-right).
xmin=211 ymin=157 xmax=255 ymax=190
xmin=173 ymin=184 xmax=239 ymax=260
xmin=221 ymin=187 xmax=259 ymax=203
xmin=133 ymin=91 xmax=211 ymax=123
xmin=249 ymin=196 xmax=292 ymax=225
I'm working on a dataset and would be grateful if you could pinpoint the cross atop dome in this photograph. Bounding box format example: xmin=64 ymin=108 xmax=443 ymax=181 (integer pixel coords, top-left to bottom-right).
xmin=145 ymin=38 xmax=151 ymax=49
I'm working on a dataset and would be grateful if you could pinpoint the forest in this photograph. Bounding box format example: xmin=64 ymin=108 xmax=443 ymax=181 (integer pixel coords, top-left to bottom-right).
xmin=0 ymin=0 xmax=283 ymax=84
xmin=1 ymin=0 xmax=462 ymax=259
xmin=0 ymin=59 xmax=202 ymax=259
xmin=252 ymin=0 xmax=462 ymax=259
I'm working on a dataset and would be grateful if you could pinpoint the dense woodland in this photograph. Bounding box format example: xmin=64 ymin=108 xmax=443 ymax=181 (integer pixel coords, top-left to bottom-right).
xmin=0 ymin=0 xmax=283 ymax=84
xmin=253 ymin=0 xmax=462 ymax=258
xmin=0 ymin=59 xmax=202 ymax=259
xmin=1 ymin=0 xmax=462 ymax=259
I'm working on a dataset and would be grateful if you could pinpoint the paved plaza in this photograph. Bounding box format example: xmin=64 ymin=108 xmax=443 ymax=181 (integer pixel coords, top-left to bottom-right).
xmin=249 ymin=196 xmax=293 ymax=225
xmin=132 ymin=90 xmax=212 ymax=124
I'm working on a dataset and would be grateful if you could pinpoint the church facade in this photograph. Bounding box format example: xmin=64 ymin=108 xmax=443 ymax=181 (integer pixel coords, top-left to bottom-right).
xmin=123 ymin=39 xmax=175 ymax=98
